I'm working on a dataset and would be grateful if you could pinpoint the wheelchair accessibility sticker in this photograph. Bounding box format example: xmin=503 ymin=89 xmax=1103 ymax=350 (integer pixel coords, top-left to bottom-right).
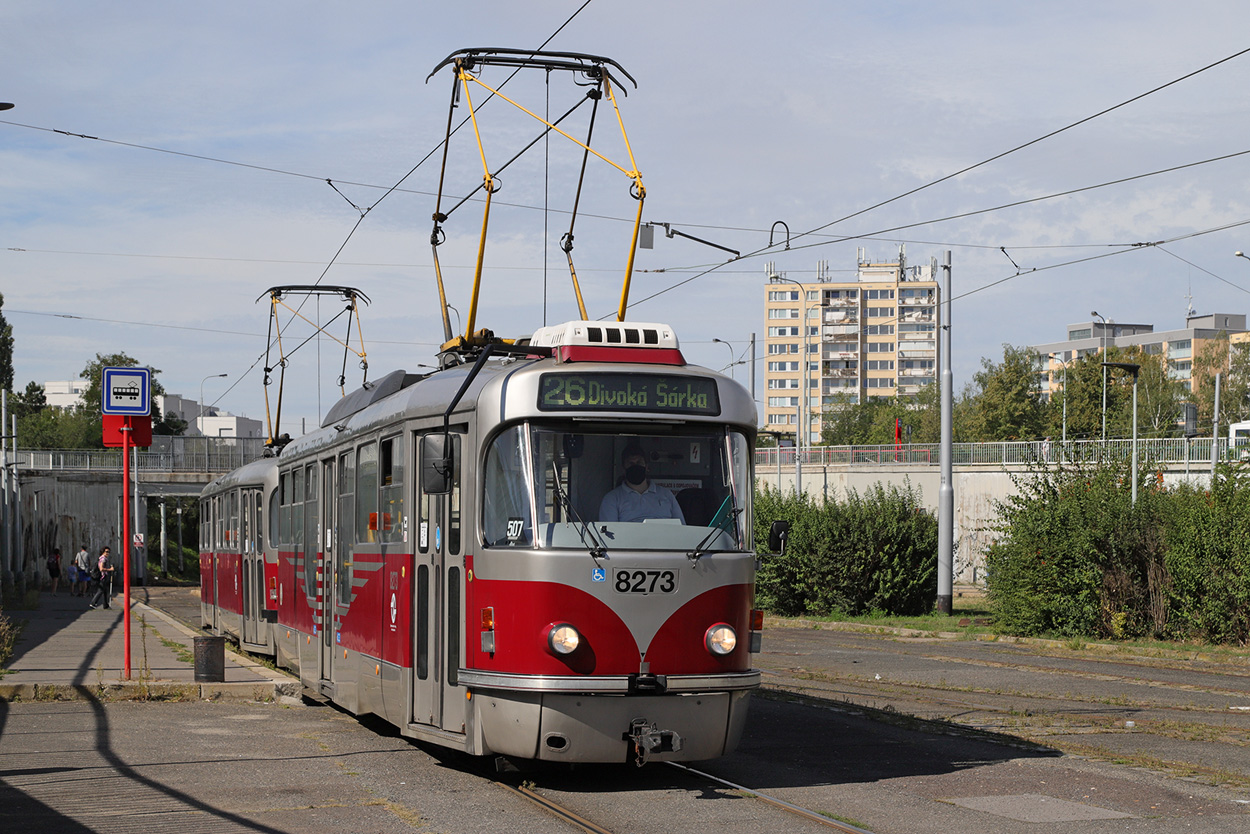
xmin=591 ymin=567 xmax=606 ymax=583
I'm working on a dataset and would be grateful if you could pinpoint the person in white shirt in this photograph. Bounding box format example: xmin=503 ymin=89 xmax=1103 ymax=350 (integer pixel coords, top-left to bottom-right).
xmin=74 ymin=546 xmax=92 ymax=597
xmin=599 ymin=444 xmax=685 ymax=524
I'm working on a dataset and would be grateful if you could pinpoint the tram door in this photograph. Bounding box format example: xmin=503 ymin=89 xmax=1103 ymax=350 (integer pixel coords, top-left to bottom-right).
xmin=205 ymin=497 xmax=220 ymax=633
xmin=413 ymin=431 xmax=465 ymax=734
xmin=241 ymin=488 xmax=269 ymax=645
xmin=318 ymin=458 xmax=336 ymax=685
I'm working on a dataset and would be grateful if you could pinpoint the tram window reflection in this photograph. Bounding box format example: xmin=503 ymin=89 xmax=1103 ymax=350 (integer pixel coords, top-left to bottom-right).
xmin=481 ymin=426 xmax=751 ymax=551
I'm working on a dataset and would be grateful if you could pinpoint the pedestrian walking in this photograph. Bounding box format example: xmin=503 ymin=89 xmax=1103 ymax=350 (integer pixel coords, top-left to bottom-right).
xmin=74 ymin=546 xmax=91 ymax=597
xmin=46 ymin=548 xmax=63 ymax=595
xmin=89 ymin=547 xmax=115 ymax=609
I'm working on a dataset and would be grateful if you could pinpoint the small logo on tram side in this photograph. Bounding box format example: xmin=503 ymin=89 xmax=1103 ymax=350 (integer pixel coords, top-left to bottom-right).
xmin=591 ymin=567 xmax=606 ymax=583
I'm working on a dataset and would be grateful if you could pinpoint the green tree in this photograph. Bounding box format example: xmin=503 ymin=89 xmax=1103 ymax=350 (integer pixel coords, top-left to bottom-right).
xmin=961 ymin=344 xmax=1045 ymax=440
xmin=1104 ymin=348 xmax=1184 ymax=438
xmin=1193 ymin=334 xmax=1250 ymax=427
xmin=0 ymin=292 xmax=13 ymax=392
xmin=820 ymin=393 xmax=933 ymax=446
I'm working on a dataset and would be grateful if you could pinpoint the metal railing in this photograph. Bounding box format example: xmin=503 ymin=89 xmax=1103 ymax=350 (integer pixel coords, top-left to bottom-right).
xmin=15 ymin=436 xmax=269 ymax=474
xmin=756 ymin=437 xmax=1248 ymax=469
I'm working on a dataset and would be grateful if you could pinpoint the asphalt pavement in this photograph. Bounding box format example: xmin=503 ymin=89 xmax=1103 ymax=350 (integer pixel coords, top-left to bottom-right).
xmin=2 ymin=588 xmax=1249 ymax=832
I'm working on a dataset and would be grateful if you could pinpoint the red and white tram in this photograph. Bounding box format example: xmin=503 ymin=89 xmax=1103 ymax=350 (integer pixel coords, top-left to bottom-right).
xmin=200 ymin=320 xmax=763 ymax=763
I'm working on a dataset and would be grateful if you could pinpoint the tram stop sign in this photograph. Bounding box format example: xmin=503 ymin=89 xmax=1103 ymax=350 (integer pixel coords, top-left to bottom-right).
xmin=102 ymin=367 xmax=151 ymax=416
xmin=102 ymin=366 xmax=153 ymax=448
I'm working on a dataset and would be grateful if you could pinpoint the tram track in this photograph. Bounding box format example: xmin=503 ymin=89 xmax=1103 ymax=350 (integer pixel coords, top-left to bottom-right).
xmin=496 ymin=777 xmax=619 ymax=834
xmin=482 ymin=756 xmax=878 ymax=834
xmin=666 ymin=762 xmax=876 ymax=833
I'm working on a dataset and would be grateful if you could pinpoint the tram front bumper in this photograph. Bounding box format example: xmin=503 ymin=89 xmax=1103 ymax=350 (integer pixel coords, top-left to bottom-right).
xmin=469 ymin=685 xmax=754 ymax=763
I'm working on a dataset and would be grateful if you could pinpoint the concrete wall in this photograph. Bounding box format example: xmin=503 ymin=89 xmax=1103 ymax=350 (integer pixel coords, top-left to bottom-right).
xmin=6 ymin=472 xmax=154 ymax=593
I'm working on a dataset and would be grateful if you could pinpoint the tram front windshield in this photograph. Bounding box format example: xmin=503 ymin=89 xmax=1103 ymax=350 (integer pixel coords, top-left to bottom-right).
xmin=482 ymin=425 xmax=752 ymax=552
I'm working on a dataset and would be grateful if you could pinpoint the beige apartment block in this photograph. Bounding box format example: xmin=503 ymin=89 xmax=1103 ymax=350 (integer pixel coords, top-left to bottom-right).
xmin=763 ymin=249 xmax=940 ymax=442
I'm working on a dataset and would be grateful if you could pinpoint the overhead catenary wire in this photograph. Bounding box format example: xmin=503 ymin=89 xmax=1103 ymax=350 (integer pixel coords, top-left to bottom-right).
xmin=622 ymin=42 xmax=1250 ymax=313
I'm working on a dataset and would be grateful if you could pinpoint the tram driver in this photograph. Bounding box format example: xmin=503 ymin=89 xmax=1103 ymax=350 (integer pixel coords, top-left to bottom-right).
xmin=598 ymin=443 xmax=685 ymax=524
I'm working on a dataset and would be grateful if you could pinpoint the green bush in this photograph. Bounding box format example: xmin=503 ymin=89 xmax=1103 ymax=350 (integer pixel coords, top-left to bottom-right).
xmin=1159 ymin=468 xmax=1250 ymax=644
xmin=0 ymin=606 xmax=16 ymax=668
xmin=986 ymin=458 xmax=1250 ymax=644
xmin=754 ymin=483 xmax=938 ymax=617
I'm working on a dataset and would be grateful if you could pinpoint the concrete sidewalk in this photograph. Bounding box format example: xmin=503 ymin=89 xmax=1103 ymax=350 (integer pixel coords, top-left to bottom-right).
xmin=0 ymin=587 xmax=299 ymax=702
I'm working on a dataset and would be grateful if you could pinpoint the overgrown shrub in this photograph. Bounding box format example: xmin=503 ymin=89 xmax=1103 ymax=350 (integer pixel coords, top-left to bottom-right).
xmin=754 ymin=482 xmax=938 ymax=617
xmin=986 ymin=458 xmax=1250 ymax=644
xmin=1159 ymin=467 xmax=1250 ymax=644
xmin=0 ymin=606 xmax=16 ymax=668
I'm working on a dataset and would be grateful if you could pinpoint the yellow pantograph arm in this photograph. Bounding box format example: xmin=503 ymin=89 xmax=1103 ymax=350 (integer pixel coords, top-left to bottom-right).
xmin=460 ymin=72 xmax=639 ymax=182
xmin=272 ymin=297 xmax=367 ymax=360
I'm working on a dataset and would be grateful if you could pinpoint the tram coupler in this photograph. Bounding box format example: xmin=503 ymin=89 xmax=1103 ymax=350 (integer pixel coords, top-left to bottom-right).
xmin=624 ymin=718 xmax=683 ymax=766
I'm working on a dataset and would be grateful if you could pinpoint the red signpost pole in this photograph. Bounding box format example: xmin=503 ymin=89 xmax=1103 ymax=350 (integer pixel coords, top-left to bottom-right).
xmin=122 ymin=416 xmax=132 ymax=680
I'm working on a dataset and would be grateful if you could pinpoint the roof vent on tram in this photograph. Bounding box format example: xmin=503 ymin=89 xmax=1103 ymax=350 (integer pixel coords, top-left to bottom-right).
xmin=528 ymin=321 xmax=685 ymax=365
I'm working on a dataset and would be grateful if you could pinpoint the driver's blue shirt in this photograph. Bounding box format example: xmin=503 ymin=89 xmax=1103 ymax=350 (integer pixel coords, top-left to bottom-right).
xmin=599 ymin=481 xmax=686 ymax=523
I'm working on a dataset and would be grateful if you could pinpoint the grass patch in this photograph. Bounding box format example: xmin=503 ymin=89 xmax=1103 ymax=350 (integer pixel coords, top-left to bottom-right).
xmin=160 ymin=635 xmax=194 ymax=664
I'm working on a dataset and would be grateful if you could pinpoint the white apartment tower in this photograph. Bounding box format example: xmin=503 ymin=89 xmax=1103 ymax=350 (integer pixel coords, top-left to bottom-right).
xmin=763 ymin=249 xmax=940 ymax=442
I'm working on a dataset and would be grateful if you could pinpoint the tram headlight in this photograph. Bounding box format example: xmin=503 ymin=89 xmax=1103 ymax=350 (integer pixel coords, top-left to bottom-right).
xmin=546 ymin=623 xmax=581 ymax=655
xmin=704 ymin=623 xmax=737 ymax=656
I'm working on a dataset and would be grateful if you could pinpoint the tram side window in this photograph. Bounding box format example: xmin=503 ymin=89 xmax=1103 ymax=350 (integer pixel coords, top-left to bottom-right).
xmin=280 ymin=470 xmax=293 ymax=546
xmin=449 ymin=434 xmax=462 ymax=555
xmin=417 ymin=434 xmax=430 ymax=554
xmin=380 ymin=436 xmax=404 ymax=544
xmin=304 ymin=464 xmax=318 ymax=597
xmin=269 ymin=488 xmax=279 ymax=550
xmin=255 ymin=490 xmax=265 ymax=553
xmin=228 ymin=490 xmax=239 ymax=552
xmin=199 ymin=500 xmax=207 ymax=551
xmin=293 ymin=467 xmax=305 ymax=573
xmin=356 ymin=442 xmax=379 ymax=544
xmin=214 ymin=496 xmax=223 ymax=552
xmin=482 ymin=426 xmax=532 ymax=547
xmin=241 ymin=490 xmax=251 ymax=555
xmin=338 ymin=452 xmax=354 ymax=605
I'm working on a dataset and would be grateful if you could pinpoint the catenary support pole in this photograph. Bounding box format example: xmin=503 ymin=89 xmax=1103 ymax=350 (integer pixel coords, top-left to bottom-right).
xmin=1211 ymin=372 xmax=1221 ymax=478
xmin=937 ymin=251 xmax=954 ymax=615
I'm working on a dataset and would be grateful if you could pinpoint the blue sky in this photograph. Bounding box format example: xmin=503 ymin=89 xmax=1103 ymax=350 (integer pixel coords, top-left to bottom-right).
xmin=4 ymin=1 xmax=1250 ymax=432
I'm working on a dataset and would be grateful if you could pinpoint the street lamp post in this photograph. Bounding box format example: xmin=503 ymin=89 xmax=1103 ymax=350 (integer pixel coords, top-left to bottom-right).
xmin=199 ymin=373 xmax=228 ymax=435
xmin=711 ymin=338 xmax=736 ymax=381
xmin=1092 ymin=311 xmax=1108 ymax=441
xmin=199 ymin=373 xmax=227 ymax=470
xmin=771 ymin=275 xmax=812 ymax=495
xmin=1050 ymin=353 xmax=1067 ymax=444
xmin=1104 ymin=362 xmax=1140 ymax=504
xmin=1236 ymin=250 xmax=1250 ymax=263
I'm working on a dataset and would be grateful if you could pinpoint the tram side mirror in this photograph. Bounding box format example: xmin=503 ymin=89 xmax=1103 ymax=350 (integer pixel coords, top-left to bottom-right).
xmin=768 ymin=520 xmax=791 ymax=554
xmin=421 ymin=434 xmax=453 ymax=495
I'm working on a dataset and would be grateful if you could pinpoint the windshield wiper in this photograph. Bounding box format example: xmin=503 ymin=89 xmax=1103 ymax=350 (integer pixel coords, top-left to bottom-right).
xmin=686 ymin=496 xmax=743 ymax=562
xmin=549 ymin=462 xmax=608 ymax=563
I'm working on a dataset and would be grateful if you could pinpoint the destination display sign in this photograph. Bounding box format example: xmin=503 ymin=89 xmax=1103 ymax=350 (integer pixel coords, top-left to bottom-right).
xmin=537 ymin=373 xmax=721 ymax=416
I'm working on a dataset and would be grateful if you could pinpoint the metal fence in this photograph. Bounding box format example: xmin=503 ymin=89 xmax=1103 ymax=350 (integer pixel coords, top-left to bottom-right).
xmin=15 ymin=436 xmax=269 ymax=474
xmin=755 ymin=437 xmax=1248 ymax=469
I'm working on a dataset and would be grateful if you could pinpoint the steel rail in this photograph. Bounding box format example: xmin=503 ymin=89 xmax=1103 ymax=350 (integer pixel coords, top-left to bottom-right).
xmin=492 ymin=779 xmax=617 ymax=834
xmin=666 ymin=761 xmax=877 ymax=834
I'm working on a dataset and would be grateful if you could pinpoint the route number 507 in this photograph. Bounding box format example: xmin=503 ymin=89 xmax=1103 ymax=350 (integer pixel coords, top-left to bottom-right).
xmin=614 ymin=569 xmax=677 ymax=594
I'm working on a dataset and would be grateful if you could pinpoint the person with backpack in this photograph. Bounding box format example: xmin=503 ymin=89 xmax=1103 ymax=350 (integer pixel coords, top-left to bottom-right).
xmin=88 ymin=547 xmax=115 ymax=610
xmin=74 ymin=546 xmax=92 ymax=597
